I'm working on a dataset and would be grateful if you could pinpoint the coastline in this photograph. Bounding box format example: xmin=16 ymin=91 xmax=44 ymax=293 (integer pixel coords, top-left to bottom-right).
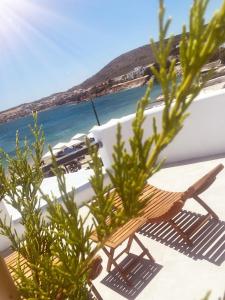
xmin=0 ymin=75 xmax=149 ymax=125
xmin=1 ymin=59 xmax=225 ymax=125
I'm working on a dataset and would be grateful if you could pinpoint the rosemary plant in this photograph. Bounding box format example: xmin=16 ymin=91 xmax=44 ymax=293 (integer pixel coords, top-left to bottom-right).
xmin=1 ymin=0 xmax=225 ymax=299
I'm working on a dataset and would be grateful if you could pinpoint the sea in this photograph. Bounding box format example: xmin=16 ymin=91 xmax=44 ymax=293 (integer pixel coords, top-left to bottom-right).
xmin=0 ymin=84 xmax=161 ymax=156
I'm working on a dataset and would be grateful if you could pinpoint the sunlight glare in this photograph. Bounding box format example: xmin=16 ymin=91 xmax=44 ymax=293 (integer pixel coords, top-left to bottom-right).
xmin=0 ymin=0 xmax=39 ymax=49
xmin=0 ymin=0 xmax=69 ymax=58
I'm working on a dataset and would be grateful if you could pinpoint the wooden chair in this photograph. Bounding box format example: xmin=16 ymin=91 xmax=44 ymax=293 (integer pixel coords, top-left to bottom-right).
xmin=110 ymin=163 xmax=223 ymax=246
xmin=90 ymin=164 xmax=223 ymax=285
xmin=4 ymin=252 xmax=103 ymax=300
xmin=139 ymin=163 xmax=224 ymax=246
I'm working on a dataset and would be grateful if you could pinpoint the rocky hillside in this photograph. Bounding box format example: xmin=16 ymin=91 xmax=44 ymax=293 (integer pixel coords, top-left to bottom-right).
xmin=74 ymin=34 xmax=181 ymax=91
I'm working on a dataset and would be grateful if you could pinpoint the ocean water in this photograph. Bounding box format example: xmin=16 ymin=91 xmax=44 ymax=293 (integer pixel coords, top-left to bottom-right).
xmin=0 ymin=84 xmax=161 ymax=156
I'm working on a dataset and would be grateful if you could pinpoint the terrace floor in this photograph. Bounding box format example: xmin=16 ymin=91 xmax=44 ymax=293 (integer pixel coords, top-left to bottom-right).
xmin=88 ymin=154 xmax=225 ymax=300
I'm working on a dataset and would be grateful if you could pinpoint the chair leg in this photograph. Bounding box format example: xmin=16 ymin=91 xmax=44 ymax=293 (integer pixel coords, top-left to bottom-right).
xmin=169 ymin=219 xmax=193 ymax=246
xmin=102 ymin=247 xmax=132 ymax=286
xmin=88 ymin=281 xmax=103 ymax=300
xmin=102 ymin=233 xmax=156 ymax=287
xmin=133 ymin=234 xmax=155 ymax=262
xmin=193 ymin=195 xmax=219 ymax=220
xmin=106 ymin=248 xmax=114 ymax=272
xmin=125 ymin=234 xmax=134 ymax=254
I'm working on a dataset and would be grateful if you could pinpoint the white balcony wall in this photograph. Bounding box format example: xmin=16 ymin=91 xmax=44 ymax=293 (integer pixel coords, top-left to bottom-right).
xmin=91 ymin=89 xmax=225 ymax=169
xmin=0 ymin=170 xmax=110 ymax=252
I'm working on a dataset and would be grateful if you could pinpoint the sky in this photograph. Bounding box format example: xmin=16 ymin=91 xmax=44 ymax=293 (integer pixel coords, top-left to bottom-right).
xmin=0 ymin=0 xmax=223 ymax=111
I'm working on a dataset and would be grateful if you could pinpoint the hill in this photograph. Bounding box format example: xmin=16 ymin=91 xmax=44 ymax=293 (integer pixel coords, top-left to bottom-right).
xmin=74 ymin=34 xmax=181 ymax=90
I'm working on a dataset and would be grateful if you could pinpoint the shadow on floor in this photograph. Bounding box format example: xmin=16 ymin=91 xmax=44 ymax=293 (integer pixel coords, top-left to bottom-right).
xmin=139 ymin=210 xmax=225 ymax=266
xmin=101 ymin=253 xmax=162 ymax=300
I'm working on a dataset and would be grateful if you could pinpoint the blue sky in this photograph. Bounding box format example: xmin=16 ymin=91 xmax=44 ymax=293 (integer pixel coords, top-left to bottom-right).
xmin=0 ymin=0 xmax=222 ymax=111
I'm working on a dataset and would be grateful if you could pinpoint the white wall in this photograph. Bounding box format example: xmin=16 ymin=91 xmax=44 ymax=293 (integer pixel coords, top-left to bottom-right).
xmin=91 ymin=89 xmax=225 ymax=169
xmin=0 ymin=169 xmax=110 ymax=252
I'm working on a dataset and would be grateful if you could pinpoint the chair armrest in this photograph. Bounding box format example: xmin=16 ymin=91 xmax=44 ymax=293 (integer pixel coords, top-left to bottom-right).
xmin=184 ymin=164 xmax=224 ymax=198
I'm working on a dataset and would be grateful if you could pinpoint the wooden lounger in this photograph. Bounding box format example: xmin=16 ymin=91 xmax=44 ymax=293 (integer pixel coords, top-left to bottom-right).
xmin=140 ymin=163 xmax=224 ymax=245
xmin=90 ymin=164 xmax=223 ymax=285
xmin=4 ymin=252 xmax=103 ymax=300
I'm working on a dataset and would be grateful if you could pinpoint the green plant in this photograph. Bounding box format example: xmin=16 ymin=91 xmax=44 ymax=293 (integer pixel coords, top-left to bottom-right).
xmin=1 ymin=0 xmax=225 ymax=299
